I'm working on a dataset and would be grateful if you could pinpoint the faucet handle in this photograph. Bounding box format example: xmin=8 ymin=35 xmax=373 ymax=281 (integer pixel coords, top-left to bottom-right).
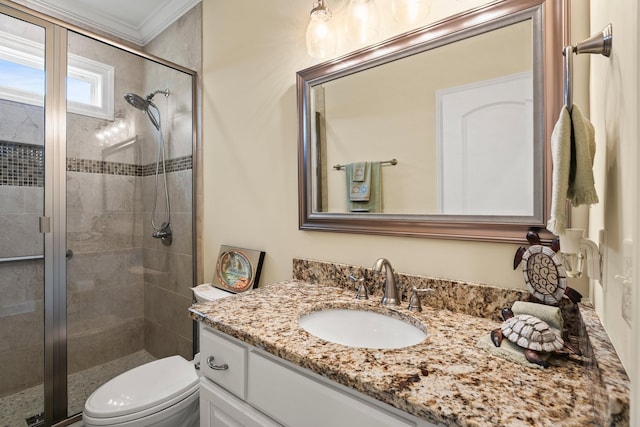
xmin=350 ymin=275 xmax=369 ymax=300
xmin=407 ymin=287 xmax=434 ymax=312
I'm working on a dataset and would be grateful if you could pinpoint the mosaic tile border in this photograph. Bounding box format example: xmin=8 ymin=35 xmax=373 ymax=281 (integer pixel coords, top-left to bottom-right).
xmin=66 ymin=155 xmax=192 ymax=176
xmin=0 ymin=141 xmax=44 ymax=187
xmin=0 ymin=141 xmax=192 ymax=187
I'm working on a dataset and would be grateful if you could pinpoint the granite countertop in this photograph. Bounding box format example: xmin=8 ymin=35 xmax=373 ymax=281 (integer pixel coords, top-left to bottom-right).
xmin=189 ymin=280 xmax=627 ymax=427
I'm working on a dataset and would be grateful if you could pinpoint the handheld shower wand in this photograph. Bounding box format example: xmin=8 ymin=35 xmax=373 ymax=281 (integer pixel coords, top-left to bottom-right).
xmin=124 ymin=89 xmax=172 ymax=246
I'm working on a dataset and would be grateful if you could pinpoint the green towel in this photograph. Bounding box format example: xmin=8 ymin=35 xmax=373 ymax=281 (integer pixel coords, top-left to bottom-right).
xmin=349 ymin=162 xmax=371 ymax=201
xmin=476 ymin=334 xmax=547 ymax=370
xmin=547 ymin=106 xmax=571 ymax=235
xmin=345 ymin=162 xmax=382 ymax=212
xmin=547 ymin=104 xmax=599 ymax=235
xmin=568 ymin=106 xmax=599 ymax=206
xmin=512 ymin=301 xmax=563 ymax=330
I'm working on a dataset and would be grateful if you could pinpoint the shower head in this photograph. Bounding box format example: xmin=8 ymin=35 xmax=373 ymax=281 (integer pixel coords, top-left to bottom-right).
xmin=124 ymin=92 xmax=149 ymax=111
xmin=123 ymin=89 xmax=170 ymax=131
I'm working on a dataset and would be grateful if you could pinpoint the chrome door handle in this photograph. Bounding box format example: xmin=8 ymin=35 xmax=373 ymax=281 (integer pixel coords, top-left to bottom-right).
xmin=206 ymin=356 xmax=229 ymax=371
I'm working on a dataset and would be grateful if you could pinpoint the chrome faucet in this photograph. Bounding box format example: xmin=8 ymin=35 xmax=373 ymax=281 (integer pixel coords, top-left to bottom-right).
xmin=372 ymin=258 xmax=400 ymax=306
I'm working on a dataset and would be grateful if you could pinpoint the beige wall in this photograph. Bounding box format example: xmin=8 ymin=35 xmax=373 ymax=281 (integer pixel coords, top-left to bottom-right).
xmin=587 ymin=0 xmax=638 ymax=415
xmin=202 ymin=0 xmax=637 ymax=415
xmin=201 ymin=0 xmax=544 ymax=297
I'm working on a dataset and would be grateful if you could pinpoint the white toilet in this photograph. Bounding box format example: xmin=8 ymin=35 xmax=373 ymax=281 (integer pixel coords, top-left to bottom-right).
xmin=82 ymin=284 xmax=232 ymax=426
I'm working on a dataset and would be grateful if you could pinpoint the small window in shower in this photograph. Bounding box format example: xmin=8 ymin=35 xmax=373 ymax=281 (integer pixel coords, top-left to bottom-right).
xmin=0 ymin=30 xmax=114 ymax=120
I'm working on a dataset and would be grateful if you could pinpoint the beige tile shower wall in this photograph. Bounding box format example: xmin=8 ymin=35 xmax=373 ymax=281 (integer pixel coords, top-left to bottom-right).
xmin=141 ymin=169 xmax=193 ymax=360
xmin=0 ymin=117 xmax=45 ymax=395
xmin=0 ymin=101 xmax=44 ymax=145
xmin=66 ymin=171 xmax=145 ymax=373
xmin=144 ymin=3 xmax=201 ymax=72
xmin=65 ymin=31 xmax=148 ymax=374
xmin=140 ymin=4 xmax=200 ymax=360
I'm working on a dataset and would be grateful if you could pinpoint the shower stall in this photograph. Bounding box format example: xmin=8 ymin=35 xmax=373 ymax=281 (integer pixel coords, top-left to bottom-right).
xmin=0 ymin=2 xmax=198 ymax=426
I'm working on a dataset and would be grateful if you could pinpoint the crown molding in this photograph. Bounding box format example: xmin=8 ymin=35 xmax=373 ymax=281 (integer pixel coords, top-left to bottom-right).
xmin=19 ymin=0 xmax=200 ymax=46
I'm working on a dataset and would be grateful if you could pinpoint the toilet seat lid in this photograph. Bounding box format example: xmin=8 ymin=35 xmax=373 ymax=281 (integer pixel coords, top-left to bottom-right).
xmin=84 ymin=355 xmax=199 ymax=419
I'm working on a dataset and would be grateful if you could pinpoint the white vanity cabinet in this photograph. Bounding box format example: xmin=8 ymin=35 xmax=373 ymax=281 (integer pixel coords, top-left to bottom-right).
xmin=198 ymin=323 xmax=437 ymax=427
xmin=200 ymin=379 xmax=281 ymax=427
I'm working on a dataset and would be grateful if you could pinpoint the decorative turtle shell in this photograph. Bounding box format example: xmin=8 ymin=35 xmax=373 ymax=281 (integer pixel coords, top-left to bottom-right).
xmin=521 ymin=245 xmax=568 ymax=304
xmin=501 ymin=314 xmax=564 ymax=353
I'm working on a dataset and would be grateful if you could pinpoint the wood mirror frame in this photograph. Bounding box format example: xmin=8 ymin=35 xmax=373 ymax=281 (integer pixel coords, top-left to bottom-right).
xmin=297 ymin=0 xmax=563 ymax=243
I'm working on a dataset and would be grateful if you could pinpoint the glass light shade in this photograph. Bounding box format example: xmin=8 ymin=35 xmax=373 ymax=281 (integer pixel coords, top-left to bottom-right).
xmin=345 ymin=0 xmax=380 ymax=45
xmin=391 ymin=0 xmax=430 ymax=25
xmin=306 ymin=8 xmax=337 ymax=58
xmin=561 ymin=252 xmax=585 ymax=278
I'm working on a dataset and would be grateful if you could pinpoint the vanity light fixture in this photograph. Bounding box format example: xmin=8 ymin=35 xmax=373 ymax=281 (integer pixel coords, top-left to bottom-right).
xmin=306 ymin=0 xmax=337 ymax=59
xmin=391 ymin=0 xmax=430 ymax=25
xmin=345 ymin=0 xmax=380 ymax=45
xmin=559 ymin=228 xmax=602 ymax=282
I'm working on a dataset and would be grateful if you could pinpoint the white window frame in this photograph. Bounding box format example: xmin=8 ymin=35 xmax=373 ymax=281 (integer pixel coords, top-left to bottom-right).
xmin=0 ymin=31 xmax=114 ymax=120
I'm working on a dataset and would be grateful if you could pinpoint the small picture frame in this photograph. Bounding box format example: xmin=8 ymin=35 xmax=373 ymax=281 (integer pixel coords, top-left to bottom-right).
xmin=212 ymin=245 xmax=265 ymax=293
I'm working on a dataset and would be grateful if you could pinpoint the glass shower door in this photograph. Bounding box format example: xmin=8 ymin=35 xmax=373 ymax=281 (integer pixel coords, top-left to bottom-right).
xmin=0 ymin=9 xmax=46 ymax=427
xmin=64 ymin=30 xmax=153 ymax=418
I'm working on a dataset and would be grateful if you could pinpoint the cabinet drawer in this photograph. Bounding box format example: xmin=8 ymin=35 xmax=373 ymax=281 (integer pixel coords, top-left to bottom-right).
xmin=247 ymin=351 xmax=415 ymax=427
xmin=200 ymin=325 xmax=247 ymax=399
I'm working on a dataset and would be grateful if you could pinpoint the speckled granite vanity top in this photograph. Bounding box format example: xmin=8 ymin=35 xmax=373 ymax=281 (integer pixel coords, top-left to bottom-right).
xmin=189 ymin=260 xmax=630 ymax=426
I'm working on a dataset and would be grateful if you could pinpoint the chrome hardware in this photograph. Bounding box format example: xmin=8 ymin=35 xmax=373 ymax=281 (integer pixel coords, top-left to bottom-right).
xmin=563 ymin=23 xmax=613 ymax=112
xmin=66 ymin=249 xmax=73 ymax=260
xmin=350 ymin=275 xmax=368 ymax=300
xmin=407 ymin=288 xmax=434 ymax=312
xmin=152 ymin=222 xmax=172 ymax=246
xmin=372 ymin=258 xmax=400 ymax=306
xmin=194 ymin=361 xmax=201 ymax=370
xmin=206 ymin=355 xmax=229 ymax=371
xmin=39 ymin=216 xmax=51 ymax=233
xmin=0 ymin=255 xmax=43 ymax=264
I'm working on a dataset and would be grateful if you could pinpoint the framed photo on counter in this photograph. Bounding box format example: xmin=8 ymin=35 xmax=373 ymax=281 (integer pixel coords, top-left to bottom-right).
xmin=212 ymin=245 xmax=265 ymax=293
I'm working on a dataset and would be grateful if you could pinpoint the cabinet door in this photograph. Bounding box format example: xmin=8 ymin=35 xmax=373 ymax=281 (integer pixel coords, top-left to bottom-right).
xmin=248 ymin=352 xmax=415 ymax=427
xmin=200 ymin=378 xmax=281 ymax=427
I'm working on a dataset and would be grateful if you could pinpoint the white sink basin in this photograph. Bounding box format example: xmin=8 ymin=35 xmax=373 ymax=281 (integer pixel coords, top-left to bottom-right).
xmin=298 ymin=308 xmax=427 ymax=349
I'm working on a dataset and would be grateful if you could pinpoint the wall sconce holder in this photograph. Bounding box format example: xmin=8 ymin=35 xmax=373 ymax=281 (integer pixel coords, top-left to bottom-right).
xmin=559 ymin=228 xmax=602 ymax=282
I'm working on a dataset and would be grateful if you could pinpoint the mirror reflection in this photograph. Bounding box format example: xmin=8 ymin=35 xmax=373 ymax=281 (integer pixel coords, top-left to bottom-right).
xmin=298 ymin=0 xmax=561 ymax=241
xmin=311 ymin=19 xmax=535 ymax=216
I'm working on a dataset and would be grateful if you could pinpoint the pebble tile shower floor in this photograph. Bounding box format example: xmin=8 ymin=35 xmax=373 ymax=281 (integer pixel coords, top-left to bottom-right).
xmin=0 ymin=350 xmax=155 ymax=427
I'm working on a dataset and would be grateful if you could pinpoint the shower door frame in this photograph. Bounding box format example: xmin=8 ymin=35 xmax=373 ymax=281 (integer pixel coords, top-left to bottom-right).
xmin=0 ymin=2 xmax=200 ymax=425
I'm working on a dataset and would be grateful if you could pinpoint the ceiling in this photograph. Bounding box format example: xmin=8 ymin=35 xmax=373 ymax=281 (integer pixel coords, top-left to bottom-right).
xmin=18 ymin=0 xmax=200 ymax=46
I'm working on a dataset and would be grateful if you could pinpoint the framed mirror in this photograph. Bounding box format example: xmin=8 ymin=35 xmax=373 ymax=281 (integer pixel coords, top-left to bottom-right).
xmin=297 ymin=0 xmax=563 ymax=243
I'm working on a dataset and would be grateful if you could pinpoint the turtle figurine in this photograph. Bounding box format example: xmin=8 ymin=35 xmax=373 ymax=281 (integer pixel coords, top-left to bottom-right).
xmin=490 ymin=308 xmax=577 ymax=368
xmin=513 ymin=230 xmax=582 ymax=305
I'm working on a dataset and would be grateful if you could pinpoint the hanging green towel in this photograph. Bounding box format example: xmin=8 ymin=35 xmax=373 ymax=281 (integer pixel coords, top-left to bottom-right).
xmin=547 ymin=106 xmax=571 ymax=235
xmin=568 ymin=106 xmax=599 ymax=206
xmin=349 ymin=162 xmax=370 ymax=202
xmin=352 ymin=162 xmax=366 ymax=182
xmin=547 ymin=105 xmax=599 ymax=235
xmin=345 ymin=162 xmax=382 ymax=212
